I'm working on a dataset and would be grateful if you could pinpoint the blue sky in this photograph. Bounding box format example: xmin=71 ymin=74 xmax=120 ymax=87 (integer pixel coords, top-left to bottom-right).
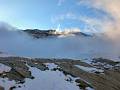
xmin=0 ymin=0 xmax=113 ymax=31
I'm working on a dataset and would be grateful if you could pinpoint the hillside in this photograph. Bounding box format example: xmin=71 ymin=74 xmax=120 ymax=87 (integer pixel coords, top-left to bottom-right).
xmin=0 ymin=56 xmax=120 ymax=90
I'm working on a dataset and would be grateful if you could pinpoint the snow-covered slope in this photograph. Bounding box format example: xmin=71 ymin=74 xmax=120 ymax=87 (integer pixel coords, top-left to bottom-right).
xmin=0 ymin=59 xmax=95 ymax=90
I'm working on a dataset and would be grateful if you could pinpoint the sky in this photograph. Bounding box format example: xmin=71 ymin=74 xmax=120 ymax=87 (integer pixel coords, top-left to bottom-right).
xmin=0 ymin=0 xmax=120 ymax=60
xmin=0 ymin=0 xmax=117 ymax=32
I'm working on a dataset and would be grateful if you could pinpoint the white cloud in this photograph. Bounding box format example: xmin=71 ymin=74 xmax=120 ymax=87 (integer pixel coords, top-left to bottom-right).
xmin=51 ymin=12 xmax=76 ymax=23
xmin=77 ymin=0 xmax=120 ymax=41
xmin=55 ymin=0 xmax=120 ymax=37
xmin=51 ymin=12 xmax=104 ymax=33
xmin=57 ymin=0 xmax=65 ymax=6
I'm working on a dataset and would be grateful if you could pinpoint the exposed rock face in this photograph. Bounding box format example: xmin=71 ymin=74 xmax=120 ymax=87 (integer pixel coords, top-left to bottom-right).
xmin=23 ymin=29 xmax=57 ymax=38
xmin=0 ymin=86 xmax=4 ymax=90
xmin=23 ymin=29 xmax=90 ymax=38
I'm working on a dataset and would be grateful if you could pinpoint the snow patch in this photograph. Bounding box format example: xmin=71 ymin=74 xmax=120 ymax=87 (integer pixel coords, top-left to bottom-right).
xmin=44 ymin=63 xmax=58 ymax=70
xmin=0 ymin=63 xmax=11 ymax=73
xmin=15 ymin=66 xmax=80 ymax=90
xmin=0 ymin=78 xmax=16 ymax=90
xmin=0 ymin=64 xmax=94 ymax=90
xmin=91 ymin=62 xmax=114 ymax=69
xmin=75 ymin=65 xmax=104 ymax=73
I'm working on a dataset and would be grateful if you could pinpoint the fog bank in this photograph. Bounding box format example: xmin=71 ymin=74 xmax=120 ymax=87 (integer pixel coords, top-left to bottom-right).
xmin=0 ymin=23 xmax=120 ymax=60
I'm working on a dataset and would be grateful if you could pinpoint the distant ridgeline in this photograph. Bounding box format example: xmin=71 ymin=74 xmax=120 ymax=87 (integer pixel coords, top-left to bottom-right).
xmin=23 ymin=29 xmax=90 ymax=38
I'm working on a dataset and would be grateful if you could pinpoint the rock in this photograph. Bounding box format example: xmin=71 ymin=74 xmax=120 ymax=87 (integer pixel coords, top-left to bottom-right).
xmin=0 ymin=86 xmax=4 ymax=90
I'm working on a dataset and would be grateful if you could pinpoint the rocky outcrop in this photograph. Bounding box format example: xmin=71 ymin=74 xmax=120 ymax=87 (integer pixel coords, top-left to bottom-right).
xmin=23 ymin=29 xmax=90 ymax=38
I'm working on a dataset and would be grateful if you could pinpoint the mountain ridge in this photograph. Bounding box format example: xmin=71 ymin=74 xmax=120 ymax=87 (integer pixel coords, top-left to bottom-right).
xmin=22 ymin=29 xmax=91 ymax=38
xmin=0 ymin=22 xmax=91 ymax=38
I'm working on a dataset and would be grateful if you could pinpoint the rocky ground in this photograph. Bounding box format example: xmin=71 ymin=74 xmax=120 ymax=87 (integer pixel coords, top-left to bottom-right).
xmin=0 ymin=57 xmax=119 ymax=90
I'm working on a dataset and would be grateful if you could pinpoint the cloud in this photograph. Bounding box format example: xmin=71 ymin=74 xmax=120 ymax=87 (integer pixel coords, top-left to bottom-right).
xmin=1 ymin=21 xmax=120 ymax=60
xmin=51 ymin=12 xmax=104 ymax=33
xmin=51 ymin=12 xmax=76 ymax=22
xmin=77 ymin=0 xmax=120 ymax=41
xmin=57 ymin=0 xmax=65 ymax=6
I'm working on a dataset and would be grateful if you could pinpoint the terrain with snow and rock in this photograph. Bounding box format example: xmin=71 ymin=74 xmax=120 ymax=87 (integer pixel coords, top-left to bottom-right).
xmin=0 ymin=56 xmax=120 ymax=90
xmin=0 ymin=22 xmax=120 ymax=90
